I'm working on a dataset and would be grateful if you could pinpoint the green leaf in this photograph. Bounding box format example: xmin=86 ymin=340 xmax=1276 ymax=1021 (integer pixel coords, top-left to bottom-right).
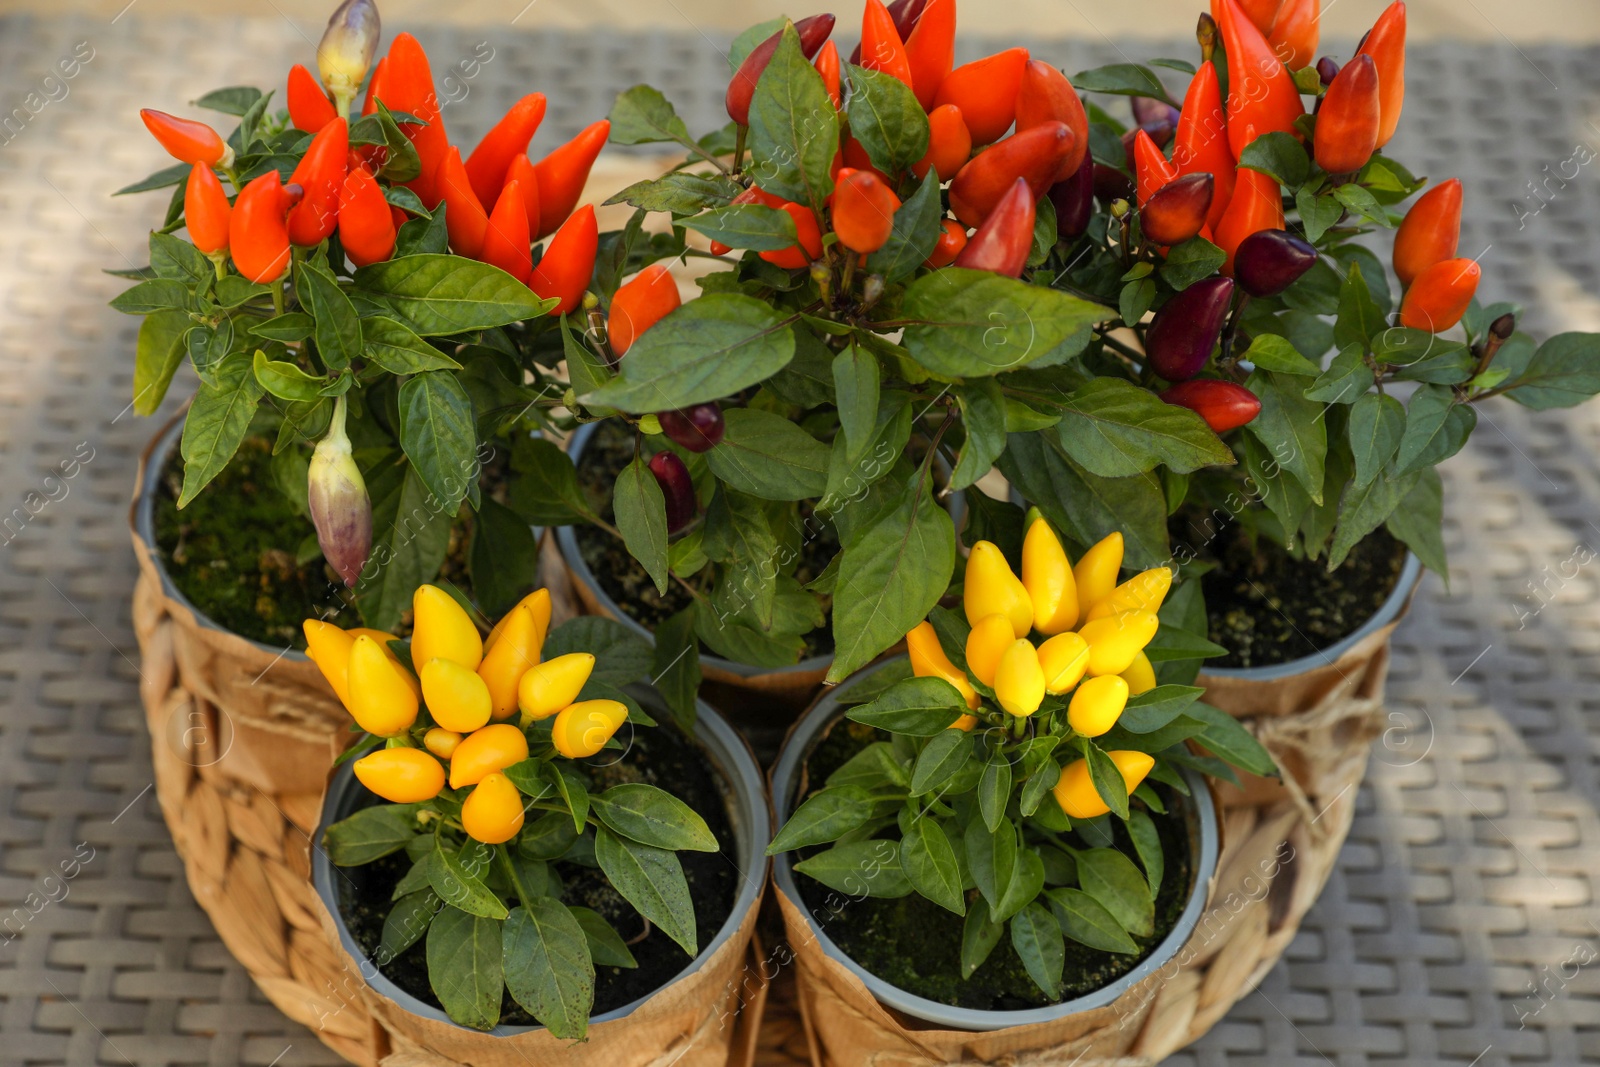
xmin=901 ymin=816 xmax=965 ymax=915
xmin=430 ymin=846 xmax=510 ymax=919
xmin=426 ymin=907 xmax=502 ymax=1030
xmin=865 ymin=173 xmax=943 ymax=283
xmin=651 ymin=608 xmax=701 ymax=729
xmin=1242 ymin=334 xmax=1322 ymax=376
xmin=468 ymin=497 xmax=537 ymax=617
xmin=1117 ymin=684 xmax=1205 ymax=732
xmin=998 ymin=432 xmax=1169 ymax=568
xmin=252 ymin=350 xmax=325 ymax=403
xmin=115 ymin=160 xmax=189 ymax=195
xmin=612 ymin=456 xmax=670 ymax=595
xmin=833 ymin=344 xmax=881 ymax=460
xmin=1238 ymin=131 xmax=1309 ymax=189
xmin=178 ymin=354 xmax=264 ymax=507
xmin=901 ymin=269 xmax=1103 ymax=378
xmin=1386 ymin=466 xmax=1447 ymax=580
xmin=1333 ymin=182 xmax=1391 ymax=227
xmin=297 ymin=261 xmax=362 ymax=371
xmin=592 ymin=783 xmax=718 ymax=852
xmin=978 ymin=755 xmax=1013 ymax=834
xmin=381 ymin=889 xmax=441 ymax=961
xmin=1056 ymin=378 xmax=1234 ymax=478
xmin=1304 ymin=344 xmax=1374 ymax=404
xmin=1503 ymin=333 xmax=1600 ymax=409
xmin=1328 ymin=465 xmax=1420 ymax=569
xmin=354 ymin=254 xmax=555 ymax=336
xmin=682 ymin=203 xmax=799 ymax=251
xmin=133 ymin=309 xmax=190 ymax=416
xmin=250 ymin=312 xmax=316 ymax=343
xmin=827 ymin=742 xmax=910 ymax=791
xmin=507 ymin=436 xmax=591 ymax=526
xmin=846 ymin=677 xmax=966 ymax=734
xmin=357 ymin=461 xmax=452 ymax=631
xmin=570 ymin=906 xmax=638 ymax=968
xmin=543 ymin=617 xmax=654 ymax=687
xmin=1348 ymin=392 xmax=1405 ymax=488
xmin=1127 ymin=810 xmax=1164 ymax=898
xmin=1245 ymin=370 xmax=1327 ymax=503
xmin=747 ymin=25 xmax=839 ymax=214
xmin=993 ymin=848 xmax=1045 ymax=923
xmin=828 ymin=473 xmax=957 ymax=682
xmin=821 ymin=390 xmax=912 ymax=511
xmin=1333 ymin=262 xmax=1384 ymax=351
xmin=794 ymin=840 xmax=914 ymax=898
xmin=111 ymin=278 xmax=191 ymax=315
xmin=583 ymin=295 xmax=795 ymax=413
xmin=1047 ymin=887 xmax=1139 ymax=954
xmin=1010 ymin=902 xmax=1065 ymax=998
xmin=910 ymin=730 xmax=973 ymax=796
xmin=960 ymin=897 xmax=1004 ymax=978
xmin=608 ymin=84 xmax=693 ymax=147
xmin=1159 ymin=237 xmax=1227 ymax=290
xmin=964 ymin=817 xmax=1017 ymax=914
xmin=1075 ymin=848 xmax=1154 ymax=936
xmin=951 ymin=379 xmax=1008 ymax=492
xmin=383 ymin=184 xmax=432 ymax=219
xmin=502 ymin=901 xmax=594 ymax=1040
xmin=399 ymin=371 xmax=477 ymax=516
xmin=363 ymin=316 xmax=462 ymax=373
xmin=845 ymin=62 xmax=930 ymax=175
xmin=1394 ymin=384 xmax=1463 ymax=474
xmin=195 ymin=85 xmax=263 ymax=116
xmin=1071 ymin=63 xmax=1177 ymax=105
xmin=704 ymin=408 xmax=830 ymax=500
xmin=594 ymin=828 xmax=697 ymax=956
xmin=606 ymin=171 xmax=742 ymax=214
xmin=322 ymin=804 xmax=419 ymax=865
xmin=1186 ymin=701 xmax=1278 ymax=777
xmin=767 ymin=786 xmax=876 ymax=853
xmin=395 ymin=207 xmax=449 ymax=257
xmin=1084 ymin=744 xmax=1131 ymax=819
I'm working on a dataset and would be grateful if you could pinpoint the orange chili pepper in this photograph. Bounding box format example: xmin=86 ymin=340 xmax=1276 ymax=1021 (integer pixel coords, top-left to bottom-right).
xmin=1221 ymin=0 xmax=1283 ymax=35
xmin=185 ymin=163 xmax=231 ymax=256
xmin=380 ymin=33 xmax=451 ymax=208
xmin=463 ymin=93 xmax=548 ymax=210
xmin=531 ymin=119 xmax=610 ymax=240
xmin=1399 ymin=257 xmax=1479 ymax=332
xmin=287 ymin=117 xmax=348 ymax=247
xmin=481 ymin=179 xmax=533 ymax=284
xmin=903 ymin=0 xmax=955 ymax=109
xmin=815 ymin=40 xmax=842 ymax=109
xmin=948 ymin=121 xmax=1072 ymax=227
xmin=859 ymin=0 xmax=914 ymax=87
xmin=924 ymin=217 xmax=967 ymax=267
xmin=1355 ymin=1 xmax=1406 ymax=148
xmin=1142 ymin=173 xmax=1214 ymax=245
xmin=726 ymin=14 xmax=837 ymax=126
xmin=832 ymin=169 xmax=902 ymax=254
xmin=435 ymin=145 xmax=488 ymax=259
xmin=288 ymin=63 xmax=337 ymax=133
xmin=932 ymin=47 xmax=1030 ymax=147
xmin=1393 ymin=178 xmax=1462 ymax=287
xmin=840 ymin=137 xmax=894 ymax=188
xmin=1173 ymin=60 xmax=1235 ymax=229
xmin=1267 ymin=0 xmax=1320 ymax=70
xmin=502 ymin=154 xmax=543 ymax=246
xmin=759 ymin=200 xmax=825 ymax=269
xmin=1214 ymin=143 xmax=1285 ymax=275
xmin=360 ymin=56 xmax=387 ymax=117
xmin=1015 ymin=61 xmax=1088 ymax=182
xmin=1213 ymin=0 xmax=1305 ymax=158
xmin=911 ymin=103 xmax=972 ymax=181
xmin=530 ymin=203 xmax=598 ymax=315
xmin=1130 ymin=127 xmax=1179 ymax=207
xmin=1314 ymin=53 xmax=1379 ymax=176
xmin=609 ymin=263 xmax=681 ymax=356
xmin=229 ymin=172 xmax=300 ymax=283
xmin=338 ymin=166 xmax=396 ymax=268
xmin=953 ymin=177 xmax=1034 ymax=278
xmin=140 ymin=109 xmax=232 ymax=167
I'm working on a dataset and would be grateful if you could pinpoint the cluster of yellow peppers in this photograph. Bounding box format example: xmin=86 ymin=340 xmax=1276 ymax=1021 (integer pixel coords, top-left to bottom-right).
xmin=905 ymin=517 xmax=1171 ymax=822
xmin=302 ymin=585 xmax=627 ymax=844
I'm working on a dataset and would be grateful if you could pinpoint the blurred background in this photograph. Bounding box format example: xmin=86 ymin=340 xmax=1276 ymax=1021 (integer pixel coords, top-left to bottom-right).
xmin=2 ymin=1 xmax=1600 ymax=1065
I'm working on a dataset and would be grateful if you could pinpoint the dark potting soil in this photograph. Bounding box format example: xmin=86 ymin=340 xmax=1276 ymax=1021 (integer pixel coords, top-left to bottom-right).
xmin=335 ymin=717 xmax=740 ymax=1026
xmin=1188 ymin=520 xmax=1407 ymax=669
xmin=791 ymin=720 xmax=1195 ymax=1012
xmin=570 ymin=420 xmax=839 ymax=658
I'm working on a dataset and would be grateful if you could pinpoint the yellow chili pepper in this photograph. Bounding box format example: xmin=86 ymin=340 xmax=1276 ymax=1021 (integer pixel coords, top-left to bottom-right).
xmin=420 ymin=657 xmax=493 ymax=733
xmin=965 ymin=613 xmax=1015 ymax=687
xmin=1037 ymin=632 xmax=1090 ymax=695
xmin=1067 ymin=675 xmax=1129 ymax=737
xmin=478 ymin=606 xmax=541 ymax=720
xmin=353 ymin=747 xmax=445 ymax=803
xmin=351 ymin=627 xmax=420 ymax=700
xmin=993 ymin=639 xmax=1045 ymax=717
xmin=1022 ymin=518 xmax=1079 ymax=634
xmin=1085 ymin=567 xmax=1173 ymax=621
xmin=1073 ymin=531 xmax=1124 ymax=617
xmin=951 ymin=714 xmax=978 ymax=731
xmin=1121 ymin=650 xmax=1157 ymax=695
xmin=963 ymin=541 xmax=1033 ymax=637
xmin=518 ymin=652 xmax=596 ymax=723
xmin=1053 ymin=750 xmax=1155 ymax=819
xmin=485 ymin=587 xmax=552 ymax=655
xmin=906 ymin=622 xmax=980 ymax=711
xmin=423 ymin=727 xmax=461 ymax=760
xmin=411 ymin=585 xmax=483 ymax=672
xmin=552 ymin=699 xmax=628 ymax=759
xmin=461 ymin=771 xmax=526 ymax=844
xmin=448 ymin=723 xmax=529 ymax=789
xmin=304 ymin=619 xmax=355 ymax=706
xmin=347 ymin=634 xmax=420 ymax=736
xmin=1078 ymin=610 xmax=1159 ymax=677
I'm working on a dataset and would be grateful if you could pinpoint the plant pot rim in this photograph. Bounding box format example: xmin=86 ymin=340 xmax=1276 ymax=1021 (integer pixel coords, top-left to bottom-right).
xmin=132 ymin=409 xmax=313 ymax=662
xmin=311 ymin=686 xmax=771 ymax=1036
xmin=768 ymin=656 xmax=1220 ymax=1032
xmin=1198 ymin=551 xmax=1423 ymax=682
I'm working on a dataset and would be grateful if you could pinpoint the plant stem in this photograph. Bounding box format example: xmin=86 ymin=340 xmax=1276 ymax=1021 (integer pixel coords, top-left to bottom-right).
xmin=271 ymin=282 xmax=286 ymax=317
xmin=496 ymin=844 xmax=535 ymax=911
xmin=732 ymin=125 xmax=748 ymax=175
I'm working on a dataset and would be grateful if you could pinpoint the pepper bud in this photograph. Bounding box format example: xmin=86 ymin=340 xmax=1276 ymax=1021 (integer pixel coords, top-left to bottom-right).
xmin=318 ymin=0 xmax=382 ymax=114
xmin=308 ymin=396 xmax=372 ymax=587
xmin=1316 ymin=57 xmax=1341 ymax=87
xmin=1489 ymin=312 xmax=1516 ymax=340
xmin=1196 ymin=13 xmax=1219 ymax=61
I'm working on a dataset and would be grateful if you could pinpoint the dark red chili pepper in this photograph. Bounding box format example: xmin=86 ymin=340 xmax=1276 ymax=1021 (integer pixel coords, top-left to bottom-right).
xmin=658 ymin=403 xmax=725 ymax=453
xmin=1145 ymin=276 xmax=1234 ymax=381
xmin=185 ymin=163 xmax=231 ymax=256
xmin=952 ymin=178 xmax=1034 ymax=278
xmin=649 ymin=451 xmax=698 ymax=532
xmin=288 ymin=63 xmax=337 ymax=133
xmin=948 ymin=121 xmax=1072 ymax=227
xmin=1159 ymin=378 xmax=1261 ymax=431
xmin=1048 ymin=152 xmax=1095 ymax=239
xmin=1232 ymin=228 xmax=1318 ymax=297
xmin=463 ymin=93 xmax=547 ymax=209
xmin=1141 ymin=173 xmax=1213 ymax=245
xmin=287 ymin=116 xmax=348 ymax=247
xmin=726 ymin=14 xmax=836 ymax=127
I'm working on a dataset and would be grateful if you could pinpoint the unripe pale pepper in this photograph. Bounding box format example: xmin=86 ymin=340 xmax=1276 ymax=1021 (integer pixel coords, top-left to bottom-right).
xmin=993 ymin=639 xmax=1046 ymax=717
xmin=1053 ymin=750 xmax=1155 ymax=819
xmin=906 ymin=622 xmax=980 ymax=710
xmin=448 ymin=723 xmax=529 ymax=789
xmin=964 ymin=540 xmax=1033 ymax=637
xmin=308 ymin=397 xmax=371 ymax=587
xmin=1022 ymin=517 xmax=1079 ymax=634
xmin=461 ymin=772 xmax=525 ymax=844
xmin=420 ymin=657 xmax=493 ymax=733
xmin=552 ymin=699 xmax=629 ymax=759
xmin=1067 ymin=675 xmax=1130 ymax=737
xmin=354 ymin=747 xmax=445 ymax=803
xmin=518 ymin=652 xmax=596 ymax=723
xmin=965 ymin=613 xmax=1015 ymax=687
xmin=347 ymin=634 xmax=420 ymax=736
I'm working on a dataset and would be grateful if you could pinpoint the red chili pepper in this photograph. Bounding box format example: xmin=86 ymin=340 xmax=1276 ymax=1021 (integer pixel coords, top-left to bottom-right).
xmin=1267 ymin=0 xmax=1320 ymax=70
xmin=759 ymin=200 xmax=825 ymax=269
xmin=815 ymin=40 xmax=842 ymax=109
xmin=1399 ymin=257 xmax=1479 ymax=332
xmin=860 ymin=0 xmax=914 ymax=87
xmin=924 ymin=218 xmax=968 ymax=267
xmin=833 ymin=169 xmax=902 ymax=254
xmin=338 ymin=166 xmax=397 ymax=268
xmin=435 ymin=146 xmax=489 ymax=259
xmin=1146 ymin=277 xmax=1234 ymax=380
xmin=903 ymin=0 xmax=955 ymax=109
xmin=1142 ymin=173 xmax=1214 ymax=245
xmin=140 ymin=109 xmax=232 ymax=167
xmin=726 ymin=14 xmax=837 ymax=127
xmin=1393 ymin=178 xmax=1461 ymax=287
xmin=1220 ymin=0 xmax=1283 ymax=35
xmin=850 ymin=0 xmax=926 ymax=62
xmin=609 ymin=263 xmax=681 ymax=356
xmin=1130 ymin=128 xmax=1179 ymax=208
xmin=840 ymin=137 xmax=894 ymax=187
xmin=658 ymin=403 xmax=724 ymax=452
xmin=1213 ymin=0 xmax=1305 ymax=158
xmin=1355 ymin=1 xmax=1406 ymax=148
xmin=288 ymin=64 xmax=338 ymax=133
xmin=481 ymin=179 xmax=533 ymax=284
xmin=463 ymin=93 xmax=547 ymax=210
xmin=1159 ymin=379 xmax=1261 ymax=431
xmin=185 ymin=163 xmax=231 ymax=255
xmin=911 ymin=104 xmax=971 ymax=181
xmin=503 ymin=155 xmax=543 ymax=246
xmin=1173 ymin=61 xmax=1235 ymax=229
xmin=530 ymin=119 xmax=610 ymax=240
xmin=529 ymin=204 xmax=598 ymax=315
xmin=1214 ymin=147 xmax=1285 ymax=274
xmin=230 ymin=172 xmax=300 ymax=283
xmin=287 ymin=117 xmax=348 ymax=247
xmin=381 ymin=33 xmax=450 ymax=207
xmin=932 ymin=47 xmax=1030 ymax=147
xmin=361 ymin=56 xmax=387 ymax=117
xmin=649 ymin=451 xmax=697 ymax=533
xmin=1049 ymin=152 xmax=1095 ymax=239
xmin=953 ymin=178 xmax=1034 ymax=277
xmin=1314 ymin=54 xmax=1379 ymax=175
xmin=949 ymin=122 xmax=1072 ymax=227
xmin=1015 ymin=61 xmax=1088 ymax=182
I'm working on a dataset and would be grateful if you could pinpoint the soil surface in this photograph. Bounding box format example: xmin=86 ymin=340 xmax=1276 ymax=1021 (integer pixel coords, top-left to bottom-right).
xmin=335 ymin=716 xmax=740 ymax=1026
xmin=791 ymin=719 xmax=1195 ymax=1011
xmin=1185 ymin=520 xmax=1408 ymax=669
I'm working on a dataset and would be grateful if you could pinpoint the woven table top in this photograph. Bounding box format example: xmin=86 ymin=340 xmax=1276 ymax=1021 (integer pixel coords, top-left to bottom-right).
xmin=1 ymin=13 xmax=1598 ymax=1066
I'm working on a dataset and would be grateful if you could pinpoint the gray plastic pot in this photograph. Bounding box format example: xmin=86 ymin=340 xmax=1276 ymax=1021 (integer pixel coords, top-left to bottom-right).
xmin=311 ymin=686 xmax=771 ymax=1036
xmin=769 ymin=656 xmax=1220 ymax=1032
